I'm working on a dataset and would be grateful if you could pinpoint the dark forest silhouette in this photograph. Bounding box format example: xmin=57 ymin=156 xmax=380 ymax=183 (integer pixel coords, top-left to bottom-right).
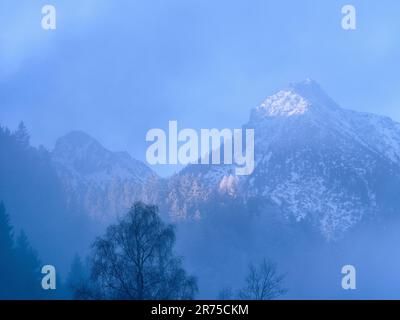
xmin=0 ymin=202 xmax=42 ymax=299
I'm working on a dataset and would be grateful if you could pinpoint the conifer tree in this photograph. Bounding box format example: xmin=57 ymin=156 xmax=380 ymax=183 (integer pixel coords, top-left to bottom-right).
xmin=14 ymin=121 xmax=30 ymax=148
xmin=14 ymin=231 xmax=42 ymax=299
xmin=0 ymin=202 xmax=15 ymax=298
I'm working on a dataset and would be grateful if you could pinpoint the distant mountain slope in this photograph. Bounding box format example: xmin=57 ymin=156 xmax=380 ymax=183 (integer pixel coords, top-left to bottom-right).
xmin=51 ymin=131 xmax=160 ymax=221
xmin=166 ymin=79 xmax=400 ymax=240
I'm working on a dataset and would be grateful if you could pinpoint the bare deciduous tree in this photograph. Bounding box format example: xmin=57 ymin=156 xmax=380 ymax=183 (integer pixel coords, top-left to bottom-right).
xmin=218 ymin=287 xmax=234 ymax=300
xmin=238 ymin=258 xmax=287 ymax=300
xmin=77 ymin=202 xmax=197 ymax=300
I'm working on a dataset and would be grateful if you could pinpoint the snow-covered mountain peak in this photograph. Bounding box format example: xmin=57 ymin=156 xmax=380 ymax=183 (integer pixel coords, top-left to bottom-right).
xmin=166 ymin=79 xmax=400 ymax=240
xmin=256 ymin=89 xmax=310 ymax=117
xmin=253 ymin=79 xmax=339 ymax=119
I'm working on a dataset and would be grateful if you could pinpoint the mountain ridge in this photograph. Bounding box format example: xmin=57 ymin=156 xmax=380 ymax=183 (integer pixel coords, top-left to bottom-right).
xmin=50 ymin=80 xmax=400 ymax=240
xmin=52 ymin=130 xmax=160 ymax=221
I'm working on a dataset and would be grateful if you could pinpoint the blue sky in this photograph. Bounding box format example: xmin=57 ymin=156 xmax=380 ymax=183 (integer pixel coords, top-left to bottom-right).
xmin=1 ymin=0 xmax=399 ymax=176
